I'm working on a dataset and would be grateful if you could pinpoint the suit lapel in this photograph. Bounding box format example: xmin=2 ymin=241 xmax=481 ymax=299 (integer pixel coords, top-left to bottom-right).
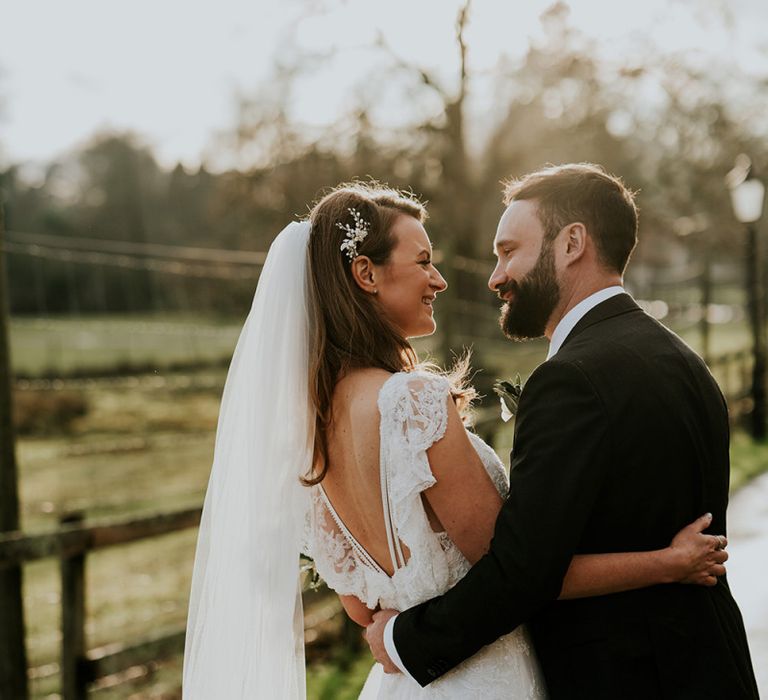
xmin=557 ymin=293 xmax=642 ymax=355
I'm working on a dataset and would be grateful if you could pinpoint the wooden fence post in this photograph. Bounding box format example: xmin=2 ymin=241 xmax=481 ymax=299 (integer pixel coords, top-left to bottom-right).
xmin=0 ymin=199 xmax=30 ymax=698
xmin=60 ymin=512 xmax=87 ymax=700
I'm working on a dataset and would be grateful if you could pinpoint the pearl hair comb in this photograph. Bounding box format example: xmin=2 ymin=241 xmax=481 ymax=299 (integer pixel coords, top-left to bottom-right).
xmin=337 ymin=207 xmax=370 ymax=261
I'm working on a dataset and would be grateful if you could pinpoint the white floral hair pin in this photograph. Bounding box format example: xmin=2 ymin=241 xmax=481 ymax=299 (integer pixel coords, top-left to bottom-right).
xmin=337 ymin=207 xmax=370 ymax=262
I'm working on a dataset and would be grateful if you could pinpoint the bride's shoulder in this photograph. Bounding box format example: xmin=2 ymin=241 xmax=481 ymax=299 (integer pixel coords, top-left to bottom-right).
xmin=377 ymin=368 xmax=451 ymax=409
xmin=333 ymin=368 xmax=392 ymax=419
xmin=336 ymin=368 xmax=450 ymax=413
xmin=336 ymin=368 xmax=391 ymax=394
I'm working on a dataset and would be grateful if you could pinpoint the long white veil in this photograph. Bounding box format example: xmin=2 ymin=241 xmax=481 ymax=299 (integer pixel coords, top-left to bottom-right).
xmin=183 ymin=220 xmax=314 ymax=699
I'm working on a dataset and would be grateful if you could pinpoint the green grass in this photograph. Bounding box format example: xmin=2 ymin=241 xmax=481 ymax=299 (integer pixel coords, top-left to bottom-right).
xmin=729 ymin=430 xmax=768 ymax=491
xmin=10 ymin=315 xmax=241 ymax=376
xmin=8 ymin=312 xmax=753 ymax=379
xmin=17 ymin=372 xmax=220 ymax=698
xmin=307 ymin=649 xmax=374 ymax=700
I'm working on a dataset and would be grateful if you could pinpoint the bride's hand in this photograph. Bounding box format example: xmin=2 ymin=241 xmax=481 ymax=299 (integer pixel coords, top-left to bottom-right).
xmin=666 ymin=513 xmax=728 ymax=586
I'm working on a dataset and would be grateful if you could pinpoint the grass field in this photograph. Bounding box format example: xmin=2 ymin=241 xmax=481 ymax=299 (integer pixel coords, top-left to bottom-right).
xmin=8 ymin=313 xmax=767 ymax=697
xmin=10 ymin=316 xmax=242 ymax=376
xmin=17 ymin=371 xmax=219 ymax=698
xmin=8 ymin=310 xmax=753 ymax=378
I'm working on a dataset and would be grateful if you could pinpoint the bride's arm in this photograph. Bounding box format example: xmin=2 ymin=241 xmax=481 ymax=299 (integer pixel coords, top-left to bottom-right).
xmin=559 ymin=513 xmax=728 ymax=599
xmin=339 ymin=594 xmax=376 ymax=627
xmin=421 ymin=398 xmax=504 ymax=566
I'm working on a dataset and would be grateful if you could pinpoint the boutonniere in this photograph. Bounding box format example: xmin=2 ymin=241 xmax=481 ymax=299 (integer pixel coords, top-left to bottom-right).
xmin=493 ymin=374 xmax=523 ymax=423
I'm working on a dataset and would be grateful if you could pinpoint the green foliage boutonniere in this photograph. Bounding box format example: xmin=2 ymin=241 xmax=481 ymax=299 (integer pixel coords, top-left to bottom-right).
xmin=493 ymin=374 xmax=523 ymax=423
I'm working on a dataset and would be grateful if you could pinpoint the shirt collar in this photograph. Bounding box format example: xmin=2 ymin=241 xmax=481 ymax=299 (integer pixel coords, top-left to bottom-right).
xmin=547 ymin=286 xmax=625 ymax=360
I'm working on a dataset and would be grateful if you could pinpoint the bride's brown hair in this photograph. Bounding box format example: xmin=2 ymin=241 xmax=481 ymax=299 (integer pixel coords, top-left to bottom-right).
xmin=304 ymin=182 xmax=473 ymax=485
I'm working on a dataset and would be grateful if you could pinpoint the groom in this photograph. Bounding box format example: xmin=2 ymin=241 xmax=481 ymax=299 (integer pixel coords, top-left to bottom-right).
xmin=366 ymin=164 xmax=759 ymax=698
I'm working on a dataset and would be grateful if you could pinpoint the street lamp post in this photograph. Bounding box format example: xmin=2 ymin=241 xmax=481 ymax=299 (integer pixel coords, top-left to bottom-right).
xmin=727 ymin=154 xmax=767 ymax=440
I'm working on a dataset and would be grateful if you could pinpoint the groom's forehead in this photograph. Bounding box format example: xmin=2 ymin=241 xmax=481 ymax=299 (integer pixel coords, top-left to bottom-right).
xmin=494 ymin=200 xmax=543 ymax=248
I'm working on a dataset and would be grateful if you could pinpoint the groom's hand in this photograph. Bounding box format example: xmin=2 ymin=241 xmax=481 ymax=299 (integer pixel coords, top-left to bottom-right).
xmin=365 ymin=609 xmax=401 ymax=674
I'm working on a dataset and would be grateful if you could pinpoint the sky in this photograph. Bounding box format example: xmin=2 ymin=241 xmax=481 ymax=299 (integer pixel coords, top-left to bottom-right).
xmin=2 ymin=0 xmax=767 ymax=172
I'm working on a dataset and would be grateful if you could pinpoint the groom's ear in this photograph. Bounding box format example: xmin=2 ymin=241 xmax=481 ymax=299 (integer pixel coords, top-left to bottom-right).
xmin=350 ymin=256 xmax=378 ymax=294
xmin=562 ymin=223 xmax=588 ymax=264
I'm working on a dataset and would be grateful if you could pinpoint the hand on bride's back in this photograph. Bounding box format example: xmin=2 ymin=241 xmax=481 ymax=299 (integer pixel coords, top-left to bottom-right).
xmin=667 ymin=512 xmax=728 ymax=586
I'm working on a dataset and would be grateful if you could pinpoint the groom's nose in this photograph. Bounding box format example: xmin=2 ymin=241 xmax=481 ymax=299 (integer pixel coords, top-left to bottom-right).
xmin=488 ymin=262 xmax=506 ymax=292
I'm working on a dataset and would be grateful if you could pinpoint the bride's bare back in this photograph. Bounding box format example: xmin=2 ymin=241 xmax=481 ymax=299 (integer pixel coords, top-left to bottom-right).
xmin=322 ymin=368 xmax=408 ymax=576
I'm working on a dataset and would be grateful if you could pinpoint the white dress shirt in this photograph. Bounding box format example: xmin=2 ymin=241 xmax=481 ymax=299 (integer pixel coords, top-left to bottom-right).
xmin=383 ymin=285 xmax=626 ymax=677
xmin=546 ymin=286 xmax=625 ymax=359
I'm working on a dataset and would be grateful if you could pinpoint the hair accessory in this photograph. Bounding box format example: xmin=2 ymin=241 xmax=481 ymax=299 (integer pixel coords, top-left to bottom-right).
xmin=337 ymin=207 xmax=370 ymax=261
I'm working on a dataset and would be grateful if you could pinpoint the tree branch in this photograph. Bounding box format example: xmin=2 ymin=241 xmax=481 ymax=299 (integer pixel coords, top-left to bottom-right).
xmin=456 ymin=0 xmax=472 ymax=103
xmin=374 ymin=30 xmax=448 ymax=99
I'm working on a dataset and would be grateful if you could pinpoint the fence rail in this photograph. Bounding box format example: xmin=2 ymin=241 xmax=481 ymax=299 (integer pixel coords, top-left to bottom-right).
xmin=0 ymin=508 xmax=202 ymax=699
xmin=0 ymin=507 xmax=201 ymax=570
xmin=0 ymin=504 xmax=357 ymax=699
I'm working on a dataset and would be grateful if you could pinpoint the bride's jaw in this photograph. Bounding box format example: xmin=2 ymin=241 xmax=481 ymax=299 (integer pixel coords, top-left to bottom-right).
xmin=397 ymin=297 xmax=440 ymax=339
xmin=412 ymin=304 xmax=438 ymax=339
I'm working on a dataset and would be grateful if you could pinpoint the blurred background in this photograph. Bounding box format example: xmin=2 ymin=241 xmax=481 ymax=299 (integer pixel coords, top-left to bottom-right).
xmin=1 ymin=0 xmax=767 ymax=697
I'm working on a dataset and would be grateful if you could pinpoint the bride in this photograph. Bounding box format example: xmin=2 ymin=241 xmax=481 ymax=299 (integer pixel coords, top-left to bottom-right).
xmin=182 ymin=182 xmax=727 ymax=698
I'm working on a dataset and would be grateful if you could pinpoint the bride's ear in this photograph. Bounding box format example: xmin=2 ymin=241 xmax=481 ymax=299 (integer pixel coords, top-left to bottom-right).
xmin=350 ymin=256 xmax=378 ymax=295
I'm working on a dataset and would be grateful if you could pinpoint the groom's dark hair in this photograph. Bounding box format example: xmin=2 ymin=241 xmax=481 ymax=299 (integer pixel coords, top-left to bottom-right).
xmin=503 ymin=163 xmax=638 ymax=274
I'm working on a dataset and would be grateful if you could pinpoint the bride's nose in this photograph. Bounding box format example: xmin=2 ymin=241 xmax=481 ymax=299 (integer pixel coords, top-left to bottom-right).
xmin=431 ymin=266 xmax=448 ymax=292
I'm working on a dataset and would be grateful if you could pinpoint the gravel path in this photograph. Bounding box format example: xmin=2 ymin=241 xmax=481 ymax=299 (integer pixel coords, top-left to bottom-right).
xmin=727 ymin=470 xmax=768 ymax=694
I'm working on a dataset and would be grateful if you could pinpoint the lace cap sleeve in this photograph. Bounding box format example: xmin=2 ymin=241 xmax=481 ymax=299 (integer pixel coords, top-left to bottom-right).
xmin=378 ymin=370 xmax=451 ymax=454
xmin=377 ymin=371 xmax=451 ymax=529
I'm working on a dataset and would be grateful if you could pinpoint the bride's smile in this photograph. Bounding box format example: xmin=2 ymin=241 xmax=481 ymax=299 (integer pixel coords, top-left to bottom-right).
xmin=364 ymin=214 xmax=447 ymax=339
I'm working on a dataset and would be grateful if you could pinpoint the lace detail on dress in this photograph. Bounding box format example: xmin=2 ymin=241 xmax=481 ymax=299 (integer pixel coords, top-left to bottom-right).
xmin=378 ymin=371 xmax=450 ymax=455
xmin=304 ymin=486 xmax=392 ymax=609
xmin=303 ymin=369 xmax=546 ymax=698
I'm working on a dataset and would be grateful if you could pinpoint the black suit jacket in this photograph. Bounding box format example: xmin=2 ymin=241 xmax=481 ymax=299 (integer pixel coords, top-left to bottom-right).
xmin=393 ymin=294 xmax=759 ymax=699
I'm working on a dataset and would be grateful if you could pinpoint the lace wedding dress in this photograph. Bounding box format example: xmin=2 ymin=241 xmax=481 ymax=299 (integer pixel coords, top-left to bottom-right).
xmin=303 ymin=370 xmax=547 ymax=699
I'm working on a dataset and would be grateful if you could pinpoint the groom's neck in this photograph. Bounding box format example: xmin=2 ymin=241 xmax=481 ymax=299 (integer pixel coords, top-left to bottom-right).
xmin=545 ymin=273 xmax=623 ymax=339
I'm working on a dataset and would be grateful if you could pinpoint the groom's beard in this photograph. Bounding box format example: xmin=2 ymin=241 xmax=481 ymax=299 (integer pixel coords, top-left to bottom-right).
xmin=498 ymin=242 xmax=560 ymax=341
